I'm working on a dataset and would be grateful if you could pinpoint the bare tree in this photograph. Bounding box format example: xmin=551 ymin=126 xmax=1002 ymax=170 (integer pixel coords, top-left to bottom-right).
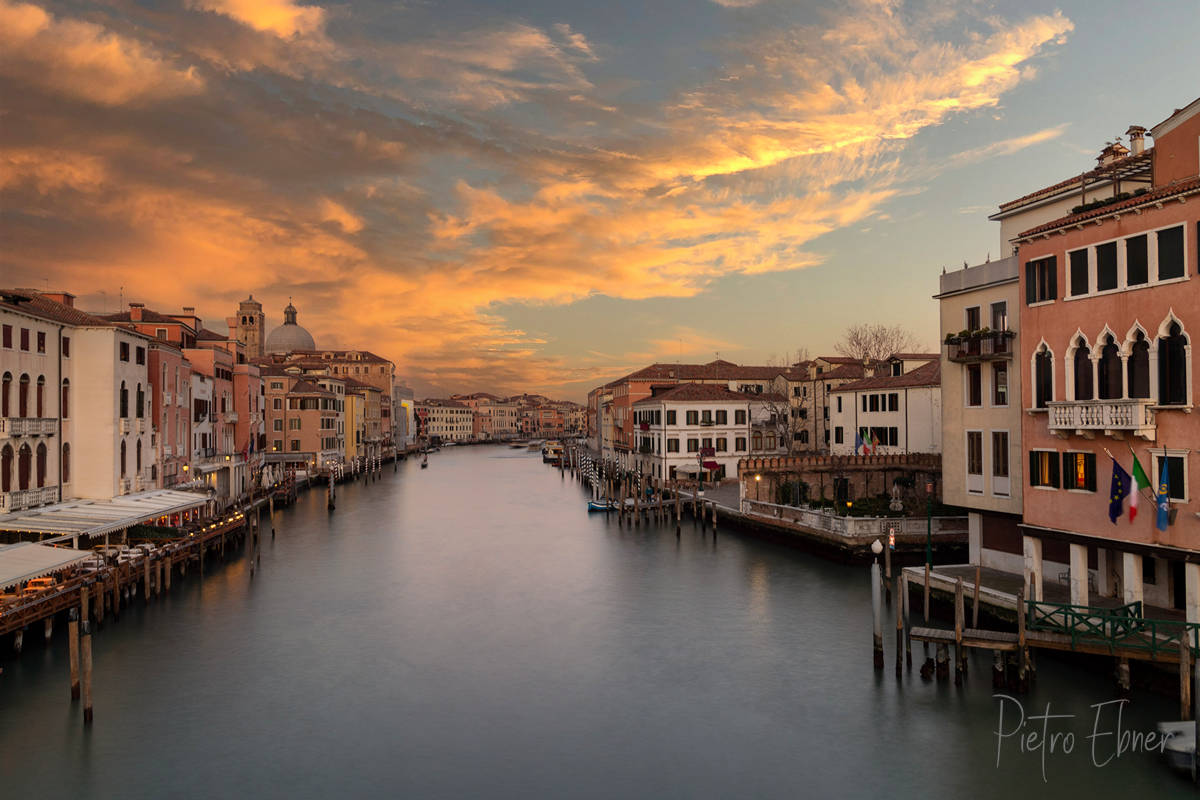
xmin=834 ymin=324 xmax=921 ymax=362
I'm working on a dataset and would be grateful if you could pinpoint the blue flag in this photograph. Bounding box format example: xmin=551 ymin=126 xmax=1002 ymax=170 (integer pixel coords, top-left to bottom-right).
xmin=853 ymin=431 xmax=864 ymax=455
xmin=1108 ymin=459 xmax=1130 ymax=524
xmin=1156 ymin=465 xmax=1171 ymax=532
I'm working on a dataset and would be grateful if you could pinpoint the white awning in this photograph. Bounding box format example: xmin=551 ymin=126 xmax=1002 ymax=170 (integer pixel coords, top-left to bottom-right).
xmin=0 ymin=489 xmax=209 ymax=540
xmin=0 ymin=542 xmax=93 ymax=590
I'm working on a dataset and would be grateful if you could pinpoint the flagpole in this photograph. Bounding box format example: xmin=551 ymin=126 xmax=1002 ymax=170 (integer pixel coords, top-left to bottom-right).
xmin=1126 ymin=442 xmax=1158 ymax=502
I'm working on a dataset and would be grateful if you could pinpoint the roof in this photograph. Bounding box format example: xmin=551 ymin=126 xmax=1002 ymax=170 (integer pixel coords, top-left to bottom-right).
xmin=0 ymin=490 xmax=209 ymax=542
xmin=633 ymin=384 xmax=771 ymax=405
xmin=0 ymin=543 xmax=93 ymax=591
xmin=100 ymin=307 xmax=195 ymax=326
xmin=196 ymin=327 xmax=228 ymax=341
xmin=831 ymin=360 xmax=940 ymax=392
xmin=1016 ymin=176 xmax=1200 ymax=239
xmin=419 ymin=399 xmax=469 ymax=409
xmin=1 ymin=290 xmax=112 ymax=327
xmin=890 ymin=353 xmax=939 ymax=361
xmin=343 ymin=378 xmax=381 ymax=392
xmin=995 ymin=149 xmax=1154 ymax=214
xmin=288 ymin=379 xmax=333 ymax=396
xmin=610 ymin=359 xmax=790 ymax=388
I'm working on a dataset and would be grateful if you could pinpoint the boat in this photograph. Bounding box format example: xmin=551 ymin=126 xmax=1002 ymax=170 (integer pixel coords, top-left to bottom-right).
xmin=542 ymin=441 xmax=563 ymax=464
xmin=420 ymin=452 xmax=429 ymax=469
xmin=1158 ymin=721 xmax=1194 ymax=774
xmin=587 ymin=500 xmax=617 ymax=512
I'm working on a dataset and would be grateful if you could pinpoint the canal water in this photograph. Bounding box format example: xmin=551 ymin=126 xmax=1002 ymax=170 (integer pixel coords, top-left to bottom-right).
xmin=0 ymin=446 xmax=1190 ymax=798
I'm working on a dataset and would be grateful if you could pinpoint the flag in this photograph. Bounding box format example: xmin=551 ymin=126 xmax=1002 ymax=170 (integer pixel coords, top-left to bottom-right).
xmin=854 ymin=431 xmax=864 ymax=455
xmin=1156 ymin=465 xmax=1171 ymax=532
xmin=871 ymin=431 xmax=880 ymax=452
xmin=1108 ymin=459 xmax=1131 ymax=524
xmin=1130 ymin=449 xmax=1151 ymax=523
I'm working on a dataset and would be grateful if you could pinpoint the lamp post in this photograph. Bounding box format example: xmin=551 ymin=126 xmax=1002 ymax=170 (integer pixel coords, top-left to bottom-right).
xmin=871 ymin=538 xmax=884 ymax=669
xmin=754 ymin=473 xmax=761 ymax=502
xmin=925 ymin=480 xmax=934 ymax=623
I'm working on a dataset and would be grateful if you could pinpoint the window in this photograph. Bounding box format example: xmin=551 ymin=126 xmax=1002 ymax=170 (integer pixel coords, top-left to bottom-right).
xmin=36 ymin=331 xmax=45 ymax=353
xmin=966 ymin=432 xmax=983 ymax=477
xmin=1126 ymin=235 xmax=1148 ymax=286
xmin=686 ymin=438 xmax=699 ymax=453
xmin=991 ymin=302 xmax=1008 ymax=332
xmin=1158 ymin=322 xmax=1188 ymax=405
xmin=272 ymin=440 xmax=283 ymax=451
xmin=270 ymin=381 xmax=284 ymax=390
xmin=891 ymin=362 xmax=902 ymax=377
xmin=273 ymin=419 xmax=283 ymax=431
xmin=834 ymin=427 xmax=843 ymax=444
xmin=135 ymin=346 xmax=146 ymax=365
xmin=869 ymin=394 xmax=879 ymax=412
xmin=888 ymin=393 xmax=899 ymax=411
xmin=1096 ymin=242 xmax=1118 ymax=291
xmin=992 ymin=363 xmax=1007 ymax=406
xmin=701 ymin=437 xmax=712 ymax=450
xmin=1128 ymin=332 xmax=1150 ymax=398
xmin=288 ymin=418 xmax=301 ymax=430
xmin=735 ymin=437 xmax=747 ymax=451
xmin=119 ymin=440 xmax=126 ymax=478
xmin=62 ymin=337 xmax=69 ymax=357
xmin=1032 ymin=347 xmax=1051 ymax=407
xmin=156 ymin=328 xmax=168 ymax=340
xmin=836 ymin=396 xmax=843 ymax=413
xmin=19 ymin=328 xmax=29 ymax=351
xmin=119 ymin=342 xmax=130 ymax=361
xmin=1029 ymin=450 xmax=1060 ymax=488
xmin=1 ymin=325 xmax=10 ymax=348
xmin=1069 ymin=248 xmax=1089 ymax=296
xmin=667 ymin=439 xmax=680 ymax=453
xmin=751 ymin=432 xmax=762 ymax=450
xmin=1025 ymin=256 xmax=1057 ymax=304
xmin=1063 ymin=452 xmax=1097 ymax=492
xmin=715 ymin=437 xmax=727 ymax=452
xmin=62 ymin=443 xmax=70 ymax=484
xmin=966 ymin=364 xmax=982 ymax=407
xmin=992 ymin=432 xmax=1009 ymax=478
xmin=715 ymin=410 xmax=727 ymax=425
xmin=290 ymin=440 xmax=301 ymax=452
xmin=119 ymin=381 xmax=128 ymax=418
xmin=861 ymin=395 xmax=868 ymax=412
xmin=1097 ymin=336 xmax=1121 ymax=399
xmin=1153 ymin=453 xmax=1187 ymax=501
xmin=686 ymin=410 xmax=699 ymax=425
xmin=797 ymin=431 xmax=809 ymax=444
xmin=823 ymin=406 xmax=828 ymax=420
xmin=136 ymin=383 xmax=144 ymax=418
xmin=273 ymin=398 xmax=282 ymax=410
xmin=965 ymin=306 xmax=981 ymax=331
xmin=61 ymin=379 xmax=69 ymax=419
xmin=735 ymin=410 xmax=746 ymax=425
xmin=1072 ymin=340 xmax=1093 ymax=400
xmin=1158 ymin=226 xmax=1185 ymax=280
xmin=701 ymin=410 xmax=713 ymax=425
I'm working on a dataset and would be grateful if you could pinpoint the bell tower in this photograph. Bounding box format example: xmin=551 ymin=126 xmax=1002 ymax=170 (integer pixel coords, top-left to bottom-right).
xmin=234 ymin=294 xmax=265 ymax=358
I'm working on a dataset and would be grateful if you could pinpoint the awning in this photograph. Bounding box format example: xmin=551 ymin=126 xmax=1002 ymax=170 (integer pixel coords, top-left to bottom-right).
xmin=0 ymin=542 xmax=93 ymax=590
xmin=703 ymin=460 xmax=721 ymax=470
xmin=0 ymin=489 xmax=209 ymax=541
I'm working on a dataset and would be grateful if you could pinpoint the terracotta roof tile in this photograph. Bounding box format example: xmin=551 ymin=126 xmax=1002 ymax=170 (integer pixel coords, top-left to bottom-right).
xmin=1017 ymin=177 xmax=1200 ymax=239
xmin=831 ymin=360 xmax=940 ymax=392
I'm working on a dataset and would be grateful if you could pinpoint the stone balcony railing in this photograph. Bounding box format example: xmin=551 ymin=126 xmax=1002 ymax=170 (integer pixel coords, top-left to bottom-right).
xmin=1047 ymin=398 xmax=1156 ymax=440
xmin=119 ymin=417 xmax=131 ymax=435
xmin=135 ymin=417 xmax=147 ymax=434
xmin=224 ymin=412 xmax=239 ymax=424
xmin=163 ymin=391 xmax=173 ymax=406
xmin=739 ymin=498 xmax=967 ymax=545
xmin=0 ymin=485 xmax=59 ymax=512
xmin=0 ymin=417 xmax=57 ymax=437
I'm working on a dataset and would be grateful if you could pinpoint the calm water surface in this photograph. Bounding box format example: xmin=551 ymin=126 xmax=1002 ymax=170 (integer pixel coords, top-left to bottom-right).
xmin=0 ymin=446 xmax=1190 ymax=798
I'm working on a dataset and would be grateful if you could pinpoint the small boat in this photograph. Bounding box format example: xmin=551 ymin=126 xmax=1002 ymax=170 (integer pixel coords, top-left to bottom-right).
xmin=420 ymin=453 xmax=429 ymax=469
xmin=542 ymin=441 xmax=563 ymax=464
xmin=1158 ymin=721 xmax=1194 ymax=774
xmin=587 ymin=500 xmax=617 ymax=512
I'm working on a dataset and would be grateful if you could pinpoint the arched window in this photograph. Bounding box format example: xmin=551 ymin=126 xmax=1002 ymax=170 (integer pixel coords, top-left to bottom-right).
xmin=1128 ymin=333 xmax=1150 ymax=398
xmin=61 ymin=379 xmax=70 ymax=419
xmin=120 ymin=381 xmax=128 ymax=418
xmin=1 ymin=372 xmax=9 ymax=416
xmin=1073 ymin=339 xmax=1093 ymax=401
xmin=136 ymin=438 xmax=142 ymax=472
xmin=18 ymin=444 xmax=31 ymax=490
xmin=136 ymin=383 xmax=144 ymax=418
xmin=120 ymin=440 xmax=127 ymax=477
xmin=1 ymin=445 xmax=12 ymax=492
xmin=1159 ymin=322 xmax=1189 ymax=405
xmin=36 ymin=442 xmax=46 ymax=488
xmin=1097 ymin=336 xmax=1121 ymax=399
xmin=62 ymin=443 xmax=70 ymax=484
xmin=19 ymin=373 xmax=30 ymax=416
xmin=36 ymin=376 xmax=45 ymax=417
xmin=1034 ymin=347 xmax=1054 ymax=408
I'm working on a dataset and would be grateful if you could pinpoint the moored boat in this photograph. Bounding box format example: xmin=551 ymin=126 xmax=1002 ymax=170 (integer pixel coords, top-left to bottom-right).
xmin=1158 ymin=721 xmax=1194 ymax=774
xmin=587 ymin=500 xmax=617 ymax=512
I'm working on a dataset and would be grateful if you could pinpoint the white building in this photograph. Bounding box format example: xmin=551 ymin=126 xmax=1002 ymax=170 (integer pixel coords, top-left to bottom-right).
xmin=419 ymin=399 xmax=473 ymax=442
xmin=393 ymin=385 xmax=415 ymax=449
xmin=631 ymin=383 xmax=787 ymax=482
xmin=828 ymin=357 xmax=942 ymax=456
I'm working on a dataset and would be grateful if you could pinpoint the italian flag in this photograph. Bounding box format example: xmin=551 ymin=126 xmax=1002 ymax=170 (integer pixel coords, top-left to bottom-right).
xmin=1130 ymin=450 xmax=1152 ymax=522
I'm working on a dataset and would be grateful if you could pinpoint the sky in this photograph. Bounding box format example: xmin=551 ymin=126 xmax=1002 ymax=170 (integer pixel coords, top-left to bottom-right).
xmin=3 ymin=0 xmax=1198 ymax=401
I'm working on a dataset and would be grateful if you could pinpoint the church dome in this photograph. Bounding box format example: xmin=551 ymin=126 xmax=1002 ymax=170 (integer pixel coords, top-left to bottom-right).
xmin=264 ymin=302 xmax=316 ymax=353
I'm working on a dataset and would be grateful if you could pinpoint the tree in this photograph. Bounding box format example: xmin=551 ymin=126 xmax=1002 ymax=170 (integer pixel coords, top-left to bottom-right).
xmin=834 ymin=324 xmax=921 ymax=362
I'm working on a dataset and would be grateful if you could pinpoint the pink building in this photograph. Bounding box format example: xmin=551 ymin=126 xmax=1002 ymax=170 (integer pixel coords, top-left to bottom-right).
xmin=1012 ymin=96 xmax=1199 ymax=616
xmin=148 ymin=341 xmax=191 ymax=488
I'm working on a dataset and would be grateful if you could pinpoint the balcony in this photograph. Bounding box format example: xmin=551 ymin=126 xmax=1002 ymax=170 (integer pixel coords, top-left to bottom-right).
xmin=118 ymin=418 xmax=131 ymax=435
xmin=224 ymin=412 xmax=239 ymax=424
xmin=163 ymin=444 xmax=173 ymax=457
xmin=0 ymin=417 xmax=57 ymax=437
xmin=119 ymin=478 xmax=132 ymax=494
xmin=0 ymin=486 xmax=58 ymax=512
xmin=1047 ymin=399 xmax=1156 ymax=441
xmin=135 ymin=417 xmax=147 ymax=434
xmin=163 ymin=391 xmax=173 ymax=406
xmin=945 ymin=330 xmax=1015 ymax=363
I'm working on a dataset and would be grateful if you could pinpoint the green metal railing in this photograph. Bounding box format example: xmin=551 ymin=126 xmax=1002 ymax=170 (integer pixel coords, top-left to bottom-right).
xmin=1026 ymin=599 xmax=1200 ymax=659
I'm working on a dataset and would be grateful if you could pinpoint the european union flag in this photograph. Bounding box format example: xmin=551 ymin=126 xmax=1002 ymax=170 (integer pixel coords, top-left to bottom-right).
xmin=1156 ymin=466 xmax=1171 ymax=532
xmin=1108 ymin=459 xmax=1131 ymax=524
xmin=854 ymin=431 xmax=864 ymax=455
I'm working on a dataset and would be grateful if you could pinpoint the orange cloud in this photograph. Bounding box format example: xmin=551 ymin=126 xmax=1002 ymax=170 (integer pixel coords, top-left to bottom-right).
xmin=189 ymin=0 xmax=325 ymax=38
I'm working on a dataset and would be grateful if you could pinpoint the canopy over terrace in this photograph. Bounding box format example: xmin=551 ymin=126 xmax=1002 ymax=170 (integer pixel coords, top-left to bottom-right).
xmin=0 ymin=489 xmax=211 ymax=545
xmin=0 ymin=542 xmax=93 ymax=591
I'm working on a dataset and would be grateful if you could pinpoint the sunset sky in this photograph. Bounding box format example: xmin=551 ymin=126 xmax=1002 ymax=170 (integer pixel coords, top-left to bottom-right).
xmin=3 ymin=0 xmax=1198 ymax=400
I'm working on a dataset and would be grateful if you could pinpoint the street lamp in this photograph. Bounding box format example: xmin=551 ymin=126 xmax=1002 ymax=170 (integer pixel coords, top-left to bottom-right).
xmin=754 ymin=473 xmax=761 ymax=502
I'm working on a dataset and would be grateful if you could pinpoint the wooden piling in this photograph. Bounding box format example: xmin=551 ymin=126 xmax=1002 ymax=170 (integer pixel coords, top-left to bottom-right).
xmin=894 ymin=573 xmax=903 ymax=676
xmin=1017 ymin=587 xmax=1028 ymax=693
xmin=902 ymin=572 xmax=911 ymax=667
xmin=883 ymin=542 xmax=892 ymax=603
xmin=81 ymin=620 xmax=93 ymax=724
xmin=165 ymin=556 xmax=171 ymax=591
xmin=44 ymin=616 xmax=53 ymax=643
xmin=13 ymin=628 xmax=23 ymax=654
xmin=923 ymin=562 xmax=931 ymax=623
xmin=68 ymin=612 xmax=80 ymax=700
xmin=871 ymin=558 xmax=883 ymax=670
xmin=81 ymin=585 xmax=89 ymax=626
xmin=954 ymin=577 xmax=964 ymax=686
xmin=144 ymin=558 xmax=151 ymax=605
xmin=711 ymin=502 xmax=717 ymax=534
xmin=1181 ymin=637 xmax=1192 ymax=721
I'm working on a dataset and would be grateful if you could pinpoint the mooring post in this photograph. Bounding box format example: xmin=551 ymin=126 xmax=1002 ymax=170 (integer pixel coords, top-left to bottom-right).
xmin=144 ymin=557 xmax=151 ymax=606
xmin=1181 ymin=637 xmax=1192 ymax=722
xmin=1117 ymin=657 xmax=1131 ymax=696
xmin=68 ymin=607 xmax=80 ymax=700
xmin=902 ymin=572 xmax=911 ymax=668
xmin=871 ymin=556 xmax=883 ymax=670
xmin=81 ymin=619 xmax=93 ymax=724
xmin=1017 ymin=587 xmax=1028 ymax=693
xmin=935 ymin=642 xmax=949 ymax=681
xmin=954 ymin=577 xmax=964 ymax=686
xmin=44 ymin=616 xmax=53 ymax=643
xmin=711 ymin=502 xmax=717 ymax=534
xmin=894 ymin=573 xmax=903 ymax=676
xmin=923 ymin=562 xmax=931 ymax=624
xmin=972 ymin=563 xmax=981 ymax=629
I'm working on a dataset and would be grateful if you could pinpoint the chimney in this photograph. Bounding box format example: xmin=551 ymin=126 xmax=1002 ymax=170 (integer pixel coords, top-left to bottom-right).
xmin=40 ymin=291 xmax=75 ymax=307
xmin=182 ymin=306 xmax=195 ymax=316
xmin=1126 ymin=125 xmax=1147 ymax=156
xmin=129 ymin=301 xmax=144 ymax=321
